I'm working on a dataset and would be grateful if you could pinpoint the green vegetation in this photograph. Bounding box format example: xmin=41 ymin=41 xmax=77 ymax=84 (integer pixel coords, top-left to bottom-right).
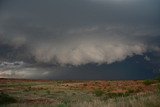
xmin=155 ymin=76 xmax=160 ymax=82
xmin=93 ymin=89 xmax=105 ymax=97
xmin=143 ymin=79 xmax=154 ymax=86
xmin=46 ymin=90 xmax=51 ymax=95
xmin=127 ymin=88 xmax=135 ymax=93
xmin=0 ymin=92 xmax=17 ymax=105
xmin=157 ymin=84 xmax=160 ymax=93
xmin=57 ymin=104 xmax=70 ymax=107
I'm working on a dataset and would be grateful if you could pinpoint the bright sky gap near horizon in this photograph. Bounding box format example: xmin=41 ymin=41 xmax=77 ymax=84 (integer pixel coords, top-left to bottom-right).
xmin=0 ymin=0 xmax=160 ymax=79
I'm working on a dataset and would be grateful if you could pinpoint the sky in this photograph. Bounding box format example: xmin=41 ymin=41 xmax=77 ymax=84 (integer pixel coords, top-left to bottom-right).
xmin=0 ymin=0 xmax=160 ymax=79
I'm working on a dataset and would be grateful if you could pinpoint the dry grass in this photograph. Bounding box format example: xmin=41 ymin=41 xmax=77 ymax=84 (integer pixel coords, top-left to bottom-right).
xmin=2 ymin=93 xmax=160 ymax=107
xmin=73 ymin=93 xmax=160 ymax=107
xmin=0 ymin=78 xmax=160 ymax=107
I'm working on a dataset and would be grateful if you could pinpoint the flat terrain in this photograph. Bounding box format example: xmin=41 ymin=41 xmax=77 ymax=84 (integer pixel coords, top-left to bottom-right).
xmin=0 ymin=78 xmax=160 ymax=107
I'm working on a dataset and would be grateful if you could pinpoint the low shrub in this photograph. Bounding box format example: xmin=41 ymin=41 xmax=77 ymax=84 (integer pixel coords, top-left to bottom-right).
xmin=0 ymin=92 xmax=17 ymax=105
xmin=127 ymin=89 xmax=135 ymax=93
xmin=157 ymin=84 xmax=160 ymax=93
xmin=143 ymin=80 xmax=154 ymax=86
xmin=46 ymin=90 xmax=50 ymax=95
xmin=57 ymin=104 xmax=70 ymax=107
xmin=155 ymin=76 xmax=160 ymax=82
xmin=83 ymin=83 xmax=87 ymax=86
xmin=93 ymin=89 xmax=105 ymax=97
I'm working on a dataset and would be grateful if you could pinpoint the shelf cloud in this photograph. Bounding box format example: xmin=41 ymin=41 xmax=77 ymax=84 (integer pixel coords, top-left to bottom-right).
xmin=0 ymin=0 xmax=160 ymax=66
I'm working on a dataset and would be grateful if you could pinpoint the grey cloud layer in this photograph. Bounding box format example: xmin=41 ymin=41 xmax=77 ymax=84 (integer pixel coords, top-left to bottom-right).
xmin=0 ymin=0 xmax=160 ymax=65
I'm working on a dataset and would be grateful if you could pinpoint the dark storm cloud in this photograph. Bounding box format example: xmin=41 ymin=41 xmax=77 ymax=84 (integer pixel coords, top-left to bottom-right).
xmin=0 ymin=0 xmax=160 ymax=66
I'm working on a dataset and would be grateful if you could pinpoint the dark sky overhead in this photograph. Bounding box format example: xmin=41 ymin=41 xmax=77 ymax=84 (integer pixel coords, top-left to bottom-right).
xmin=0 ymin=0 xmax=160 ymax=79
